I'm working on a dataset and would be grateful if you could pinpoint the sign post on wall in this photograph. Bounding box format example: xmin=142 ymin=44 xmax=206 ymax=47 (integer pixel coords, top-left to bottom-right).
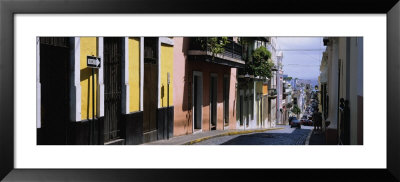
xmin=87 ymin=56 xmax=101 ymax=144
xmin=87 ymin=56 xmax=101 ymax=68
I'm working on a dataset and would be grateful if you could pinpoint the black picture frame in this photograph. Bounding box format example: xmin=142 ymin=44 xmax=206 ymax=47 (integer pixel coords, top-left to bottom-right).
xmin=1 ymin=0 xmax=399 ymax=181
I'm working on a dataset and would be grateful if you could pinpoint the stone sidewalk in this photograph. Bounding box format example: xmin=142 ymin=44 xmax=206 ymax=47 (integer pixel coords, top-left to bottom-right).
xmin=307 ymin=130 xmax=326 ymax=145
xmin=142 ymin=127 xmax=285 ymax=145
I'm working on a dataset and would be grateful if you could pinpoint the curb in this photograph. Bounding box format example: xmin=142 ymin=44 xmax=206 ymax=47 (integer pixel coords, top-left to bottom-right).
xmin=184 ymin=127 xmax=285 ymax=145
xmin=305 ymin=128 xmax=314 ymax=145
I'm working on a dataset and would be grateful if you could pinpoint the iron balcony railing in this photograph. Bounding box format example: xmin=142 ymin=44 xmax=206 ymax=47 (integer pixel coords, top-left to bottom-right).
xmin=268 ymin=88 xmax=277 ymax=96
xmin=40 ymin=37 xmax=70 ymax=48
xmin=189 ymin=37 xmax=243 ymax=61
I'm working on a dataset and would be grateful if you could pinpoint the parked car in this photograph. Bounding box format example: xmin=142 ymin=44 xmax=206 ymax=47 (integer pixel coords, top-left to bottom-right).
xmin=290 ymin=117 xmax=302 ymax=129
xmin=300 ymin=115 xmax=312 ymax=126
xmin=307 ymin=115 xmax=313 ymax=122
xmin=289 ymin=116 xmax=296 ymax=125
xmin=304 ymin=119 xmax=313 ymax=126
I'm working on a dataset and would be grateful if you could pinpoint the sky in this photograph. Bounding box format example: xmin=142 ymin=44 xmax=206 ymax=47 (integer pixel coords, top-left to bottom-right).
xmin=276 ymin=37 xmax=326 ymax=81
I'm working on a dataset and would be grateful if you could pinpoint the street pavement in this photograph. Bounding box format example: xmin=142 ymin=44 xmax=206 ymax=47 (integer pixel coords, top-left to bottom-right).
xmin=142 ymin=128 xmax=279 ymax=145
xmin=194 ymin=124 xmax=313 ymax=145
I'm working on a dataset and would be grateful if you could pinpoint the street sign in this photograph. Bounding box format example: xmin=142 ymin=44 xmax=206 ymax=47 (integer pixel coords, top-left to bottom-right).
xmin=87 ymin=55 xmax=100 ymax=144
xmin=87 ymin=56 xmax=101 ymax=68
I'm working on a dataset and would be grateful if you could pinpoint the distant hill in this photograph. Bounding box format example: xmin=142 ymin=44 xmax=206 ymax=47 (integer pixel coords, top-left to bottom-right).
xmin=295 ymin=79 xmax=319 ymax=90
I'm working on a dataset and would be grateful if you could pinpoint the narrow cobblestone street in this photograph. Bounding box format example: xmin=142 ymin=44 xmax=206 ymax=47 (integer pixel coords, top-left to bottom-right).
xmin=193 ymin=125 xmax=313 ymax=145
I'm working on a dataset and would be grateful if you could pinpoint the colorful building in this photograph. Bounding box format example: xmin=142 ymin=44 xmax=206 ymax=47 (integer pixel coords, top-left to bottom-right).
xmin=321 ymin=37 xmax=363 ymax=145
xmin=236 ymin=37 xmax=271 ymax=129
xmin=173 ymin=37 xmax=241 ymax=136
xmin=262 ymin=80 xmax=270 ymax=127
xmin=37 ymin=37 xmax=174 ymax=145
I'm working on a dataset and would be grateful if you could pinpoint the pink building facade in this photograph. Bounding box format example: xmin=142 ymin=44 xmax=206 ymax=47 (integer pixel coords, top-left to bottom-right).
xmin=173 ymin=37 xmax=242 ymax=136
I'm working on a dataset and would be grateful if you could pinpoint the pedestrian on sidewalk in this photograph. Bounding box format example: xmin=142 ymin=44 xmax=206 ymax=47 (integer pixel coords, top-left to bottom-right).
xmin=317 ymin=111 xmax=322 ymax=134
xmin=312 ymin=108 xmax=322 ymax=134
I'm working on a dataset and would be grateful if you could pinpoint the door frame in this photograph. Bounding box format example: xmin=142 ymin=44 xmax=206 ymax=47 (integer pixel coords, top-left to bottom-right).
xmin=103 ymin=37 xmax=123 ymax=143
xmin=143 ymin=37 xmax=160 ymax=131
xmin=239 ymin=89 xmax=244 ymax=129
xmin=37 ymin=37 xmax=71 ymax=144
xmin=268 ymin=98 xmax=271 ymax=128
xmin=192 ymin=71 xmax=203 ymax=133
xmin=209 ymin=73 xmax=218 ymax=130
xmin=245 ymin=88 xmax=250 ymax=128
xmin=223 ymin=74 xmax=230 ymax=130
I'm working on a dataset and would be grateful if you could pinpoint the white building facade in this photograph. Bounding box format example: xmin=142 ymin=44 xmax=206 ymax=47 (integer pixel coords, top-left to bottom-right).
xmin=320 ymin=37 xmax=363 ymax=145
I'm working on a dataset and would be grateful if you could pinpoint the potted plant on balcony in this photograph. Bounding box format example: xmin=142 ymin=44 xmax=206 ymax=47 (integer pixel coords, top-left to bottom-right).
xmin=246 ymin=46 xmax=274 ymax=79
xmin=195 ymin=37 xmax=230 ymax=60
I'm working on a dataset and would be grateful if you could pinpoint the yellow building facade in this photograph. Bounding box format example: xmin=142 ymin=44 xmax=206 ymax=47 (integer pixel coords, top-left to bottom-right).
xmin=37 ymin=37 xmax=174 ymax=145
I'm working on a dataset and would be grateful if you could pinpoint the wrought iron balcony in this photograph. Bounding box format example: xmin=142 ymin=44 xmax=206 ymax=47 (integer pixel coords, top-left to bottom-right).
xmin=223 ymin=39 xmax=243 ymax=60
xmin=187 ymin=37 xmax=245 ymax=68
xmin=268 ymin=88 xmax=277 ymax=96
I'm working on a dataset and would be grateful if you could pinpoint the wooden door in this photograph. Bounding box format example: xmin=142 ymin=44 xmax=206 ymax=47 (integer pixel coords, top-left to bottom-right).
xmin=104 ymin=37 xmax=123 ymax=143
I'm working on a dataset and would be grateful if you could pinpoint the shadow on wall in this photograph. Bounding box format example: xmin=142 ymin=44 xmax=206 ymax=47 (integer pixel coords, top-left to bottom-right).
xmin=80 ymin=67 xmax=98 ymax=120
xmin=181 ymin=37 xmax=190 ymax=111
xmin=161 ymin=84 xmax=164 ymax=106
xmin=181 ymin=37 xmax=191 ymax=130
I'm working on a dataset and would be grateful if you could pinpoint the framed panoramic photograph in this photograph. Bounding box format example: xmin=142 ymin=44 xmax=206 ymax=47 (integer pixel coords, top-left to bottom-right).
xmin=1 ymin=0 xmax=400 ymax=181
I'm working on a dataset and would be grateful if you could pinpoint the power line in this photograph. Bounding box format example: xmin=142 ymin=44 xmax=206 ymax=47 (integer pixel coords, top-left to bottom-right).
xmin=297 ymin=51 xmax=323 ymax=62
xmin=284 ymin=64 xmax=320 ymax=67
xmin=277 ymin=49 xmax=325 ymax=51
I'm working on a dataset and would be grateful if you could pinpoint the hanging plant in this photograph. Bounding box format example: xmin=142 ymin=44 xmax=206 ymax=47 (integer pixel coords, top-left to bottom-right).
xmin=195 ymin=37 xmax=230 ymax=60
xmin=246 ymin=46 xmax=274 ymax=78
